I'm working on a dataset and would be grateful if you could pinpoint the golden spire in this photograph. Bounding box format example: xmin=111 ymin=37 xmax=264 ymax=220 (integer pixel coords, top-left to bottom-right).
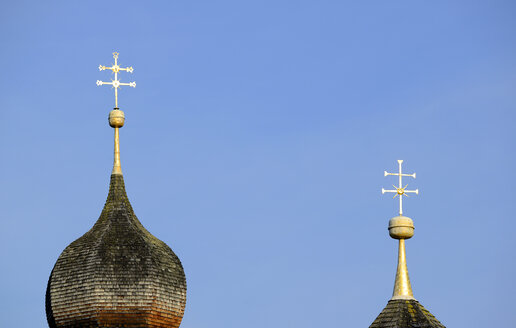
xmin=382 ymin=160 xmax=418 ymax=300
xmin=96 ymin=52 xmax=136 ymax=175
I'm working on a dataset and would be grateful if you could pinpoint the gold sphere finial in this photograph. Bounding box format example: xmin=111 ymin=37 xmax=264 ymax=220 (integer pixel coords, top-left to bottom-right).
xmin=109 ymin=109 xmax=125 ymax=128
xmin=388 ymin=215 xmax=414 ymax=239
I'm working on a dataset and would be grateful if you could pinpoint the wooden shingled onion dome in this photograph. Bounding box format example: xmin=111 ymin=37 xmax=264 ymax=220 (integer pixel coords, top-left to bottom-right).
xmin=47 ymin=53 xmax=187 ymax=328
xmin=46 ymin=173 xmax=187 ymax=328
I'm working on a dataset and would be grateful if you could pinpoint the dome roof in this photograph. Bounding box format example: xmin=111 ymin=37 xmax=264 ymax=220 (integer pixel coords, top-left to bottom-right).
xmin=46 ymin=174 xmax=187 ymax=328
xmin=370 ymin=299 xmax=445 ymax=328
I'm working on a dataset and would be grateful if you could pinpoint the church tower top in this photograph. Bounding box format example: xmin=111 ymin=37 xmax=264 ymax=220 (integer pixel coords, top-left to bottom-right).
xmin=46 ymin=52 xmax=187 ymax=328
xmin=370 ymin=160 xmax=445 ymax=328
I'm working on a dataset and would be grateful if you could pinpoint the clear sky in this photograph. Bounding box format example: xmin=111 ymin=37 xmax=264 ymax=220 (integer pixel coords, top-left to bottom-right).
xmin=1 ymin=1 xmax=515 ymax=327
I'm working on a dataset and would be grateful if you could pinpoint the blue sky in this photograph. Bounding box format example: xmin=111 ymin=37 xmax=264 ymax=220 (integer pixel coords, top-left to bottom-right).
xmin=1 ymin=1 xmax=515 ymax=327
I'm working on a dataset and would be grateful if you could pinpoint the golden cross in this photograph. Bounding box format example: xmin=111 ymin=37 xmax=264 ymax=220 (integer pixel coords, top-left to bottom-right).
xmin=382 ymin=160 xmax=419 ymax=216
xmin=96 ymin=52 xmax=136 ymax=108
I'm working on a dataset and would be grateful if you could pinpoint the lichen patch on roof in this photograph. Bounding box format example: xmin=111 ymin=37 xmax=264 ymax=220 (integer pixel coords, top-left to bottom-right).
xmin=370 ymin=299 xmax=445 ymax=328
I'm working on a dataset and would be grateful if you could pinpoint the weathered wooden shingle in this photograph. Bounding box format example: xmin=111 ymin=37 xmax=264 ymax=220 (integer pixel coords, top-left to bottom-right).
xmin=46 ymin=174 xmax=187 ymax=328
xmin=370 ymin=299 xmax=445 ymax=328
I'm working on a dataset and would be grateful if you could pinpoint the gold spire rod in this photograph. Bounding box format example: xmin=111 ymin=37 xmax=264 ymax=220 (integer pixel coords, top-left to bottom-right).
xmin=97 ymin=52 xmax=134 ymax=175
xmin=392 ymin=239 xmax=414 ymax=299
xmin=381 ymin=160 xmax=418 ymax=216
xmin=112 ymin=122 xmax=122 ymax=175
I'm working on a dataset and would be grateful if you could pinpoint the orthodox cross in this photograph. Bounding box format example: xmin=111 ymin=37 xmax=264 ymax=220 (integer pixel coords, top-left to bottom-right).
xmin=382 ymin=160 xmax=418 ymax=216
xmin=96 ymin=52 xmax=136 ymax=108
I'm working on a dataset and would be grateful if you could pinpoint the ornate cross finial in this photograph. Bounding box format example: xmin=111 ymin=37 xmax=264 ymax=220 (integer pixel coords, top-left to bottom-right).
xmin=382 ymin=160 xmax=418 ymax=216
xmin=96 ymin=52 xmax=136 ymax=108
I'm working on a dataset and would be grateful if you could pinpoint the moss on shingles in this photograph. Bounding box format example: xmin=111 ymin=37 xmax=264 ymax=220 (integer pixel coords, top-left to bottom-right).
xmin=369 ymin=299 xmax=445 ymax=328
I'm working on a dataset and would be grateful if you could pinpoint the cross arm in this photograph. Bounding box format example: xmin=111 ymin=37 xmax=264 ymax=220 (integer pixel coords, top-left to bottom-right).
xmin=96 ymin=80 xmax=113 ymax=86
xmin=119 ymin=82 xmax=136 ymax=87
xmin=382 ymin=188 xmax=397 ymax=194
xmin=119 ymin=66 xmax=134 ymax=73
xmin=384 ymin=171 xmax=416 ymax=178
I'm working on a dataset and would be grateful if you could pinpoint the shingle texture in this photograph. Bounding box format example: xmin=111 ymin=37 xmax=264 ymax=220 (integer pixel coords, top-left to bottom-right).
xmin=46 ymin=174 xmax=187 ymax=328
xmin=370 ymin=299 xmax=445 ymax=328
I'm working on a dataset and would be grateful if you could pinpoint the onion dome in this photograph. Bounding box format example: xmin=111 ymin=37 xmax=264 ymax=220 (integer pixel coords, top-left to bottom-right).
xmin=371 ymin=160 xmax=445 ymax=328
xmin=46 ymin=52 xmax=187 ymax=328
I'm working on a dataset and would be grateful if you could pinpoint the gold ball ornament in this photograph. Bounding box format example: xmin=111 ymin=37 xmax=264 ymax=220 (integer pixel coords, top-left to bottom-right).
xmin=109 ymin=109 xmax=125 ymax=128
xmin=388 ymin=216 xmax=414 ymax=239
